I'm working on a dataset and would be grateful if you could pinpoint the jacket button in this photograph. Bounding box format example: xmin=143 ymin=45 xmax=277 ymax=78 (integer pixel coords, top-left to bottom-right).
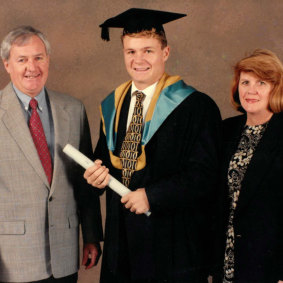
xmin=49 ymin=196 xmax=53 ymax=201
xmin=236 ymin=234 xmax=242 ymax=238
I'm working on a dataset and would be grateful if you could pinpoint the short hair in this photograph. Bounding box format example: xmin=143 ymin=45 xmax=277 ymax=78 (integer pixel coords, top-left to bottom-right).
xmin=231 ymin=49 xmax=283 ymax=113
xmin=121 ymin=28 xmax=168 ymax=49
xmin=0 ymin=25 xmax=51 ymax=60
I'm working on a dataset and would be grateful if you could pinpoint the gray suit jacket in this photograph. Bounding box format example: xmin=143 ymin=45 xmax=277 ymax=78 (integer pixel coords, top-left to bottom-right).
xmin=0 ymin=83 xmax=103 ymax=282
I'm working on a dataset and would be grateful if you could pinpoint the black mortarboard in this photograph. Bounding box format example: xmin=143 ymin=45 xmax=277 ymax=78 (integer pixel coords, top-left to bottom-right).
xmin=99 ymin=8 xmax=186 ymax=41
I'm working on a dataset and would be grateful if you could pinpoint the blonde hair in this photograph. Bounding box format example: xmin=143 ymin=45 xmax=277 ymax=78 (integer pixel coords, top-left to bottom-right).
xmin=231 ymin=49 xmax=283 ymax=113
xmin=121 ymin=28 xmax=167 ymax=49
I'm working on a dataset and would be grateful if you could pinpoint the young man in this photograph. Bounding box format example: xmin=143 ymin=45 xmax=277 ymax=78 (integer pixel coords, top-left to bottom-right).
xmin=85 ymin=8 xmax=222 ymax=283
xmin=0 ymin=26 xmax=103 ymax=282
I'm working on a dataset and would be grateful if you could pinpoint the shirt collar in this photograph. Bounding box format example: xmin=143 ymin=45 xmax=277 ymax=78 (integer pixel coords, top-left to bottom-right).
xmin=13 ymin=84 xmax=46 ymax=112
xmin=131 ymin=81 xmax=158 ymax=100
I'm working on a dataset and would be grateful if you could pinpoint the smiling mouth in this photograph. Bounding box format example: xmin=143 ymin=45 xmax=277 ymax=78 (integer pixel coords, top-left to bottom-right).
xmin=25 ymin=74 xmax=40 ymax=79
xmin=246 ymin=99 xmax=259 ymax=103
xmin=134 ymin=67 xmax=150 ymax=71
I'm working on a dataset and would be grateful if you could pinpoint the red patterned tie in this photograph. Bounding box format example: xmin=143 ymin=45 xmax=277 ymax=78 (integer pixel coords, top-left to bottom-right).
xmin=29 ymin=98 xmax=53 ymax=185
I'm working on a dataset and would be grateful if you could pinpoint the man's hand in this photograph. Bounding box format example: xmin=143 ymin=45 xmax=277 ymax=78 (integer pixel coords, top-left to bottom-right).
xmin=84 ymin=160 xmax=110 ymax=189
xmin=82 ymin=243 xmax=102 ymax=269
xmin=121 ymin=188 xmax=150 ymax=214
xmin=278 ymin=281 xmax=283 ymax=283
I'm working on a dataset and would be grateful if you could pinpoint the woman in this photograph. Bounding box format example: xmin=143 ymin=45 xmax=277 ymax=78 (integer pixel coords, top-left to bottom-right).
xmin=221 ymin=49 xmax=283 ymax=283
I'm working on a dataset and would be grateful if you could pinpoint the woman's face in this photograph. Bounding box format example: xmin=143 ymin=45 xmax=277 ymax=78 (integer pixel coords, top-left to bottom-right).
xmin=239 ymin=71 xmax=273 ymax=124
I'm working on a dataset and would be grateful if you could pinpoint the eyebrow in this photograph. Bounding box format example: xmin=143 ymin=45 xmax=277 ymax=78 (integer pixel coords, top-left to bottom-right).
xmin=124 ymin=46 xmax=155 ymax=51
xmin=17 ymin=53 xmax=45 ymax=58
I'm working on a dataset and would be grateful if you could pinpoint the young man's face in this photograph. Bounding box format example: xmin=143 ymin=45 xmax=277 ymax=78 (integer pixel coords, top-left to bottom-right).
xmin=3 ymin=35 xmax=49 ymax=97
xmin=123 ymin=35 xmax=170 ymax=90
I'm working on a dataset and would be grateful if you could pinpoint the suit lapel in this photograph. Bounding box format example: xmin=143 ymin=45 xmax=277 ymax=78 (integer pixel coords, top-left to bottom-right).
xmin=47 ymin=90 xmax=70 ymax=196
xmin=221 ymin=117 xmax=242 ymax=221
xmin=223 ymin=115 xmax=246 ymax=180
xmin=236 ymin=114 xmax=280 ymax=213
xmin=1 ymin=83 xmax=50 ymax=188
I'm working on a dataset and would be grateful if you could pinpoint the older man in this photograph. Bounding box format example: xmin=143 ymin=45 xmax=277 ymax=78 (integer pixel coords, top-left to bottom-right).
xmin=0 ymin=26 xmax=102 ymax=282
xmin=84 ymin=8 xmax=222 ymax=283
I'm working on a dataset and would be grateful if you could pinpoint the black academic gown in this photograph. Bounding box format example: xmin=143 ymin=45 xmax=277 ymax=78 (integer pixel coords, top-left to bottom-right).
xmin=95 ymin=88 xmax=222 ymax=282
xmin=221 ymin=113 xmax=283 ymax=283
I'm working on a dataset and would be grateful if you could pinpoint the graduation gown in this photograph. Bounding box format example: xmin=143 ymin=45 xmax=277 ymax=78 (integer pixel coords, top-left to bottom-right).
xmin=95 ymin=73 xmax=222 ymax=282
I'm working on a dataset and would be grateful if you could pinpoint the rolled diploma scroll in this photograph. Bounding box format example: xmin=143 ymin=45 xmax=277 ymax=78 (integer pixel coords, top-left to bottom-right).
xmin=63 ymin=144 xmax=151 ymax=217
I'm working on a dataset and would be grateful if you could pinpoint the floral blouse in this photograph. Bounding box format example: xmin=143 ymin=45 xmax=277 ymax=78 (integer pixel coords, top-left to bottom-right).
xmin=223 ymin=122 xmax=268 ymax=283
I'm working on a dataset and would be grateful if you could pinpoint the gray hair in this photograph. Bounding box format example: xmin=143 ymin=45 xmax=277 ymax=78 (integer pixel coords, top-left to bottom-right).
xmin=0 ymin=25 xmax=51 ymax=60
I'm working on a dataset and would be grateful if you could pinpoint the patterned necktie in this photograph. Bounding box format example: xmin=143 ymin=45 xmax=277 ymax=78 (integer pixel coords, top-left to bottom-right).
xmin=120 ymin=91 xmax=145 ymax=187
xmin=29 ymin=98 xmax=53 ymax=185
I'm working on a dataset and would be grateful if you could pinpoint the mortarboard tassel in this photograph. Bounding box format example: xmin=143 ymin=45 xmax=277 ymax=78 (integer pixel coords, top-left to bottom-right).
xmin=101 ymin=26 xmax=110 ymax=41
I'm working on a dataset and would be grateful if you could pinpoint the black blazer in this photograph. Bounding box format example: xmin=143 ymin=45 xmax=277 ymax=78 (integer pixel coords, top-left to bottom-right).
xmin=222 ymin=112 xmax=283 ymax=283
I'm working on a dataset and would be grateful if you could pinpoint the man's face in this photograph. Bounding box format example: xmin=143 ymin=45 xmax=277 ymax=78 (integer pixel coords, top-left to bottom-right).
xmin=123 ymin=35 xmax=170 ymax=90
xmin=3 ymin=35 xmax=49 ymax=97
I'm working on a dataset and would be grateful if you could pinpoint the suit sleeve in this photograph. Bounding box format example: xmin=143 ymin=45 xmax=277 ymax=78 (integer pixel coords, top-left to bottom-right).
xmin=74 ymin=104 xmax=103 ymax=244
